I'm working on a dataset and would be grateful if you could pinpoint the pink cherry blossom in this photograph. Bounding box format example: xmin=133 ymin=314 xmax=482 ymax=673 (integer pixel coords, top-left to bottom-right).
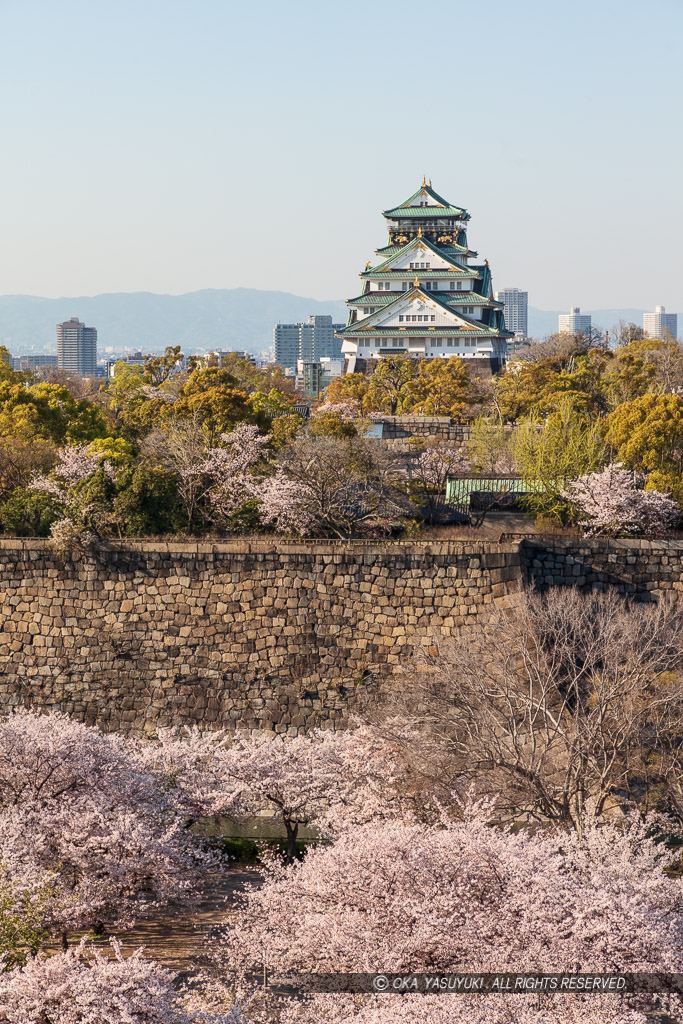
xmin=0 ymin=939 xmax=241 ymax=1024
xmin=562 ymin=464 xmax=679 ymax=536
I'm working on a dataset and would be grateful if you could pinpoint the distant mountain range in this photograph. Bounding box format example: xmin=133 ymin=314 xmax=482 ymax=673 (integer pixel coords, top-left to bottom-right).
xmin=0 ymin=289 xmax=658 ymax=356
xmin=0 ymin=289 xmax=348 ymax=356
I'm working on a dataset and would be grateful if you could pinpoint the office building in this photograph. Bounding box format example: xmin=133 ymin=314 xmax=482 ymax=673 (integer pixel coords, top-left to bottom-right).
xmin=643 ymin=306 xmax=678 ymax=340
xmin=339 ymin=179 xmax=512 ymax=370
xmin=558 ymin=307 xmax=591 ymax=336
xmin=10 ymin=355 xmax=59 ymax=372
xmin=56 ymin=317 xmax=97 ymax=375
xmin=274 ymin=315 xmax=344 ymax=371
xmin=274 ymin=324 xmax=302 ymax=371
xmin=494 ymin=288 xmax=528 ymax=338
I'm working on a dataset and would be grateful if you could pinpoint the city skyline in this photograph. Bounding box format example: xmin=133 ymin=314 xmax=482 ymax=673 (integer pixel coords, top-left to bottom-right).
xmin=0 ymin=0 xmax=681 ymax=313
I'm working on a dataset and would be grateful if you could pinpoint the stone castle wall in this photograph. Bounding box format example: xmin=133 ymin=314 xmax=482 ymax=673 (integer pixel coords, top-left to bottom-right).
xmin=376 ymin=416 xmax=469 ymax=441
xmin=0 ymin=537 xmax=680 ymax=737
xmin=0 ymin=538 xmax=520 ymax=737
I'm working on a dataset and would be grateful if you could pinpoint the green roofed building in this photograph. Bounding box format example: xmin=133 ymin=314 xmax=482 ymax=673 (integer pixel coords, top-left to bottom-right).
xmin=340 ymin=180 xmax=513 ymax=373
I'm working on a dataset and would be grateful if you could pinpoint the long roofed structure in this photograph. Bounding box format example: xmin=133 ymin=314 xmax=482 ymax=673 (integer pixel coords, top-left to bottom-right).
xmin=340 ymin=179 xmax=512 ymax=371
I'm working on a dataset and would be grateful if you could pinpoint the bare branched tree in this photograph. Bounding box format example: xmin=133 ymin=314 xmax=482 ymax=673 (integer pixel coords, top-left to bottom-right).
xmin=142 ymin=414 xmax=210 ymax=533
xmin=387 ymin=588 xmax=683 ymax=834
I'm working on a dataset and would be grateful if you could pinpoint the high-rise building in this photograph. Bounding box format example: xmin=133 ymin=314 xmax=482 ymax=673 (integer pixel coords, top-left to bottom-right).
xmin=274 ymin=315 xmax=344 ymax=371
xmin=558 ymin=307 xmax=591 ymax=336
xmin=643 ymin=306 xmax=678 ymax=340
xmin=494 ymin=288 xmax=528 ymax=338
xmin=274 ymin=324 xmax=302 ymax=371
xmin=10 ymin=355 xmax=59 ymax=372
xmin=339 ymin=179 xmax=512 ymax=370
xmin=299 ymin=316 xmax=344 ymax=362
xmin=56 ymin=317 xmax=97 ymax=375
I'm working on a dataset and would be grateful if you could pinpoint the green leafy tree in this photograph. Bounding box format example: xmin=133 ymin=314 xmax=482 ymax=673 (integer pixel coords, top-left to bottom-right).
xmin=107 ymin=362 xmax=146 ymax=420
xmin=0 ymin=869 xmax=55 ymax=968
xmin=143 ymin=345 xmax=184 ymax=385
xmin=270 ymin=413 xmax=306 ymax=448
xmin=0 ymin=383 xmax=107 ymax=444
xmin=604 ymin=393 xmax=683 ymax=503
xmin=0 ymin=488 xmax=61 ymax=537
xmin=404 ymin=357 xmax=471 ymax=418
xmin=494 ymin=358 xmax=564 ymax=421
xmin=466 ymin=417 xmax=516 ymax=474
xmin=512 ymin=398 xmax=608 ymax=522
xmin=250 ymin=387 xmax=296 ymax=419
xmin=366 ymin=356 xmax=417 ymax=415
xmin=174 ymin=368 xmax=262 ymax=445
xmin=112 ymin=466 xmax=183 ymax=536
xmin=603 ymin=346 xmax=657 ymax=407
xmin=325 ymin=372 xmax=371 ymax=414
xmin=308 ymin=411 xmax=358 ymax=439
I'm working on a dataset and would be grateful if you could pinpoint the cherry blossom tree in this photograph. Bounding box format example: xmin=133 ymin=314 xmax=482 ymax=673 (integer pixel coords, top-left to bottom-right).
xmin=279 ymin=992 xmax=651 ymax=1024
xmin=140 ymin=723 xmax=414 ymax=862
xmin=257 ymin=436 xmax=410 ymax=538
xmin=0 ymin=939 xmax=241 ymax=1024
xmin=313 ymin=401 xmax=359 ymax=419
xmin=205 ymin=422 xmax=271 ymax=527
xmin=0 ymin=710 xmax=210 ymax=949
xmin=407 ymin=442 xmax=469 ymax=524
xmin=220 ymin=805 xmax=683 ymax=1022
xmin=561 ymin=463 xmax=679 ymax=536
xmin=29 ymin=444 xmax=115 ymax=545
xmin=254 ymin=468 xmax=315 ymax=535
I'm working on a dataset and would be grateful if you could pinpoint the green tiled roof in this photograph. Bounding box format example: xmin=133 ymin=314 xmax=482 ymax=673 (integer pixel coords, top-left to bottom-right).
xmin=367 ymin=234 xmax=472 ymax=275
xmin=341 ymin=326 xmax=506 ymax=338
xmin=376 ymin=242 xmax=475 ymax=257
xmin=384 ymin=183 xmax=469 ymax=218
xmin=362 ymin=268 xmax=480 ymax=279
xmin=346 ymin=295 xmax=394 ymax=308
xmin=347 ymin=291 xmax=498 ymax=308
xmin=446 ymin=477 xmax=532 ymax=509
xmin=341 ymin=283 xmax=512 ymax=341
xmin=383 ymin=205 xmax=469 ymax=219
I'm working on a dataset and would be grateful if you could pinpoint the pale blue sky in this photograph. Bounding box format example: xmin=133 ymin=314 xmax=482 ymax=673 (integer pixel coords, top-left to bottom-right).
xmin=0 ymin=0 xmax=681 ymax=313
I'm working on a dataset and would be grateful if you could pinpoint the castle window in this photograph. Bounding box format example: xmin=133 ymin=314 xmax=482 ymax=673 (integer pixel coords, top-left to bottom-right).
xmin=398 ymin=315 xmax=403 ymax=322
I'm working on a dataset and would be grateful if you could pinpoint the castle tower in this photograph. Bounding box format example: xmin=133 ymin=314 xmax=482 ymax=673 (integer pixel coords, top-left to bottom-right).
xmin=340 ymin=180 xmax=512 ymax=372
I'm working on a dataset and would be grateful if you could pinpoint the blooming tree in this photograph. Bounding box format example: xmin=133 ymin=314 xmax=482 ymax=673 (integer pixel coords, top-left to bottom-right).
xmin=220 ymin=806 xmax=683 ymax=1022
xmin=29 ymin=444 xmax=115 ymax=545
xmin=140 ymin=723 xmax=414 ymax=863
xmin=313 ymin=401 xmax=359 ymax=418
xmin=0 ymin=710 xmax=210 ymax=949
xmin=206 ymin=726 xmax=408 ymax=861
xmin=562 ymin=463 xmax=679 ymax=536
xmin=0 ymin=940 xmax=241 ymax=1024
xmin=257 ymin=435 xmax=410 ymax=538
xmin=205 ymin=422 xmax=272 ymax=526
xmin=279 ymin=993 xmax=650 ymax=1024
xmin=407 ymin=443 xmax=469 ymax=524
xmin=254 ymin=468 xmax=315 ymax=535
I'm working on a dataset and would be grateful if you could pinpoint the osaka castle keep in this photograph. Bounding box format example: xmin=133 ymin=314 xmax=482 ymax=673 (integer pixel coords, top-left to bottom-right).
xmin=340 ymin=180 xmax=513 ymax=372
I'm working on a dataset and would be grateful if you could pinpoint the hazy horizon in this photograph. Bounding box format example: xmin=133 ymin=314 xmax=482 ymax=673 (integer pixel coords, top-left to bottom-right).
xmin=1 ymin=0 xmax=681 ymax=313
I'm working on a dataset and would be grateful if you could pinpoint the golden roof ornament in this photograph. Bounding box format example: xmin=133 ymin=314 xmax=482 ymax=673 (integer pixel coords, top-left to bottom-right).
xmin=417 ymin=226 xmax=423 ymax=237
xmin=414 ymin=274 xmax=420 ymax=286
xmin=421 ymin=175 xmax=426 ymax=187
xmin=365 ymin=260 xmax=371 ymax=269
xmin=429 ymin=178 xmax=432 ymax=187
